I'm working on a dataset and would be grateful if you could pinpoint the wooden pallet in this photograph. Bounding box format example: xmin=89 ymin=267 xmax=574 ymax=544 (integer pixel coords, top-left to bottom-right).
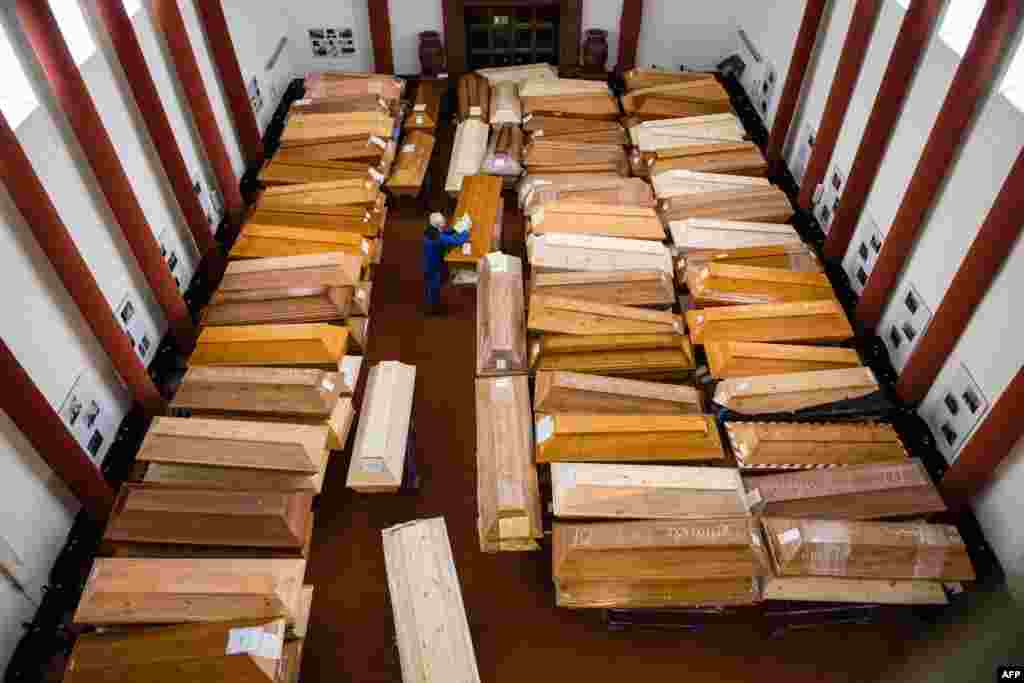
xmin=706 ymin=342 xmax=861 ymax=378
xmin=535 ymin=414 xmax=724 ymax=463
xmin=713 ymin=367 xmax=880 ymax=414
xmin=725 ymin=422 xmax=909 ymax=469
xmin=686 ymin=300 xmax=854 ymax=346
xmin=191 ymin=323 xmax=350 ymax=368
xmin=347 ymin=361 xmax=416 ymax=493
xmin=534 ymin=371 xmax=701 ymax=414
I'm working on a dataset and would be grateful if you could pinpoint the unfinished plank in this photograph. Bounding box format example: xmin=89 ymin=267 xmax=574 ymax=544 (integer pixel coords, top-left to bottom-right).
xmin=531 ymin=270 xmax=674 ymax=308
xmin=535 ymin=414 xmax=724 ymax=463
xmin=688 ymin=263 xmax=835 ymax=306
xmin=528 ymin=295 xmax=683 ymax=336
xmin=713 ymin=367 xmax=880 ymax=414
xmin=706 ymin=342 xmax=862 ymax=378
xmin=476 ymin=376 xmax=542 ymax=552
xmin=726 ymin=422 xmax=909 ymax=469
xmin=191 ymin=323 xmax=349 ymax=368
xmin=763 ymin=576 xmax=948 ymax=605
xmin=382 ymin=518 xmax=481 ymax=683
xmin=686 ymin=300 xmax=854 ymax=346
xmin=477 ymin=253 xmax=527 ymax=376
xmin=347 ymin=361 xmax=416 ymax=493
xmin=75 ymin=558 xmax=306 ymax=625
xmin=534 ymin=371 xmax=701 ymax=414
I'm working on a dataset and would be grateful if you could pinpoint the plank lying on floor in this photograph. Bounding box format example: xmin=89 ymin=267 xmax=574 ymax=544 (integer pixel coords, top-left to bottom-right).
xmin=713 ymin=367 xmax=881 ymax=414
xmin=75 ymin=558 xmax=307 ymax=625
xmin=687 ymin=264 xmax=835 ymax=306
xmin=191 ymin=323 xmax=350 ymax=368
xmin=551 ymin=463 xmax=747 ymax=520
xmin=476 ymin=376 xmax=543 ymax=552
xmin=535 ymin=414 xmax=724 ymax=463
xmin=725 ymin=422 xmax=909 ymax=469
xmin=347 ymin=361 xmax=416 ymax=493
xmin=762 ymin=577 xmax=949 ymax=605
xmin=382 ymin=518 xmax=481 ymax=683
xmin=686 ymin=301 xmax=854 ymax=346
xmin=532 ymin=332 xmax=695 ymax=379
xmin=706 ymin=342 xmax=861 ymax=378
xmin=669 ymin=219 xmax=802 ymax=250
xmin=477 ymin=253 xmax=527 ymax=376
xmin=763 ymin=517 xmax=975 ymax=581
xmin=63 ymin=618 xmax=290 ymax=683
xmin=528 ymin=202 xmax=665 ymax=240
xmin=744 ymin=459 xmax=947 ymax=519
xmin=528 ymin=295 xmax=683 ymax=336
xmin=103 ymin=485 xmax=314 ymax=553
xmin=527 ymin=233 xmax=674 ymax=274
xmin=534 ymin=371 xmax=701 ymax=414
xmin=531 ymin=270 xmax=675 ymax=308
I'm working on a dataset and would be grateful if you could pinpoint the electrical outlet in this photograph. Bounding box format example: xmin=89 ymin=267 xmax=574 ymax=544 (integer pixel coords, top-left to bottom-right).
xmin=759 ymin=61 xmax=776 ymax=120
xmin=879 ymin=282 xmax=932 ymax=371
xmin=793 ymin=125 xmax=816 ymax=182
xmin=58 ymin=371 xmax=119 ymax=463
xmin=158 ymin=226 xmax=196 ymax=294
xmin=814 ymin=166 xmax=845 ymax=233
xmin=116 ymin=292 xmax=159 ymax=366
xmin=248 ymin=76 xmax=264 ymax=113
xmin=919 ymin=360 xmax=989 ymax=463
xmin=194 ymin=176 xmax=225 ymax=233
xmin=843 ymin=212 xmax=883 ymax=295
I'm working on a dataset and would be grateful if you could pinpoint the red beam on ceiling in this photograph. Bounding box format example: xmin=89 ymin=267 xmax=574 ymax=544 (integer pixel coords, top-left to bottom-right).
xmin=152 ymin=0 xmax=245 ymax=226
xmin=767 ymin=0 xmax=827 ymax=172
xmin=796 ymin=0 xmax=881 ymax=210
xmin=368 ymin=0 xmax=395 ymax=74
xmin=615 ymin=0 xmax=643 ymax=74
xmin=896 ymin=147 xmax=1024 ymax=404
xmin=0 ymin=110 xmax=166 ymax=418
xmin=15 ymin=0 xmax=196 ymax=354
xmin=857 ymin=0 xmax=1023 ymax=330
xmin=92 ymin=0 xmax=216 ymax=258
xmin=192 ymin=0 xmax=265 ymax=169
xmin=0 ymin=340 xmax=115 ymax=523
xmin=823 ymin=0 xmax=945 ymax=263
xmin=941 ymin=367 xmax=1024 ymax=507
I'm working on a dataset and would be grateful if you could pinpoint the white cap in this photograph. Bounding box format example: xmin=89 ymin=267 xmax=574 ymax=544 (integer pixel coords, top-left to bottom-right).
xmin=429 ymin=212 xmax=446 ymax=228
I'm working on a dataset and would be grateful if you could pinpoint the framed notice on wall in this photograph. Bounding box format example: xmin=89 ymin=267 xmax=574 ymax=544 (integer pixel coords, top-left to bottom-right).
xmin=309 ymin=27 xmax=356 ymax=58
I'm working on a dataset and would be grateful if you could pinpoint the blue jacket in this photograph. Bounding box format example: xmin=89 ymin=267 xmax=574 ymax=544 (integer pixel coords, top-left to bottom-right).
xmin=423 ymin=227 xmax=470 ymax=284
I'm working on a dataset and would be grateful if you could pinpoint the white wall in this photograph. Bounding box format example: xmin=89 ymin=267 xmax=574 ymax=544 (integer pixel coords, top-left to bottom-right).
xmin=636 ymin=0 xmax=740 ymax=72
xmin=582 ymin=0 xmax=623 ymax=70
xmin=389 ymin=0 xmax=443 ymax=75
xmin=286 ymin=1 xmax=374 ymax=75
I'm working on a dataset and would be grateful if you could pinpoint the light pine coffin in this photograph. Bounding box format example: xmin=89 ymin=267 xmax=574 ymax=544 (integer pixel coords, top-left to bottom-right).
xmin=230 ymin=225 xmax=373 ymax=261
xmin=527 ymin=202 xmax=665 ymax=241
xmin=535 ymin=414 xmax=724 ymax=463
xmin=629 ymin=113 xmax=746 ymax=151
xmin=762 ymin=577 xmax=948 ymax=605
xmin=477 ymin=253 xmax=527 ymax=376
xmin=534 ymin=371 xmax=702 ymax=414
xmin=687 ymin=263 xmax=836 ymax=306
xmin=532 ymin=332 xmax=695 ymax=380
xmin=713 ymin=367 xmax=881 ymax=414
xmin=669 ymin=218 xmax=802 ymax=250
xmin=382 ymin=518 xmax=481 ymax=683
xmin=686 ymin=300 xmax=854 ymax=346
xmin=744 ymin=459 xmax=947 ymax=520
xmin=651 ymin=146 xmax=767 ymax=177
xmin=527 ymin=232 xmax=674 ymax=274
xmin=621 ymin=80 xmax=732 ymax=117
xmin=762 ymin=518 xmax=975 ymax=581
xmin=191 ymin=323 xmax=350 ymax=368
xmin=524 ymin=140 xmax=628 ymax=172
xmin=551 ymin=463 xmax=748 ymax=520
xmin=706 ymin=342 xmax=862 ymax=378
xmin=531 ymin=270 xmax=675 ymax=308
xmin=623 ymin=68 xmax=717 ymax=91
xmin=476 ymin=376 xmax=542 ymax=552
xmin=528 ymin=295 xmax=683 ymax=336
xmin=346 ymin=361 xmax=416 ymax=493
xmin=725 ymin=422 xmax=909 ymax=469
xmin=445 ymin=119 xmax=489 ymax=193
xmin=680 ymin=245 xmax=822 ymax=284
xmin=74 ymin=558 xmax=307 ymax=625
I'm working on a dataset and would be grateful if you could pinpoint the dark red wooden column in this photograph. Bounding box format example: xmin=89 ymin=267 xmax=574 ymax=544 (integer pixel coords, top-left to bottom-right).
xmin=941 ymin=368 xmax=1024 ymax=506
xmin=152 ymin=0 xmax=245 ymax=226
xmin=0 ymin=111 xmax=166 ymax=418
xmin=192 ymin=0 xmax=265 ymax=168
xmin=92 ymin=0 xmax=216 ymax=257
xmin=615 ymin=0 xmax=643 ymax=74
xmin=824 ymin=0 xmax=945 ymax=262
xmin=0 ymin=340 xmax=115 ymax=522
xmin=897 ymin=148 xmax=1024 ymax=404
xmin=368 ymin=0 xmax=395 ymax=74
xmin=15 ymin=0 xmax=196 ymax=353
xmin=797 ymin=0 xmax=881 ymax=210
xmin=857 ymin=0 xmax=1023 ymax=329
xmin=767 ymin=0 xmax=827 ymax=171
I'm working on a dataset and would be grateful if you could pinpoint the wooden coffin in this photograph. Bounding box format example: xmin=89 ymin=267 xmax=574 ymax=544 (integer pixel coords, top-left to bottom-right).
xmin=527 ymin=118 xmax=628 ymax=145
xmin=477 ymin=253 xmax=527 ymax=376
xmin=629 ymin=114 xmax=746 ymax=151
xmin=528 ymin=295 xmax=683 ymax=336
xmin=246 ymin=207 xmax=386 ymax=238
xmin=202 ymin=292 xmax=351 ymax=328
xmin=445 ymin=119 xmax=490 ymax=193
xmin=714 ymin=367 xmax=880 ymax=414
xmin=259 ymin=158 xmax=373 ymax=185
xmin=680 ymin=244 xmax=821 ymax=281
xmin=476 ymin=376 xmax=542 ymax=552
xmin=346 ymin=315 xmax=370 ymax=354
xmin=527 ymin=232 xmax=673 ymax=274
xmin=660 ymin=188 xmax=794 ymax=224
xmin=75 ymin=558 xmax=306 ymax=625
xmin=457 ymin=72 xmax=491 ymax=122
xmin=274 ymin=136 xmax=396 ymax=164
xmin=382 ymin=518 xmax=481 ymax=683
xmin=533 ymin=332 xmax=695 ymax=380
xmin=531 ymin=270 xmax=674 ymax=308
xmin=304 ymin=72 xmax=404 ymax=101
xmin=519 ymin=174 xmax=654 ymax=211
xmin=405 ymin=79 xmax=444 ymax=130
xmin=744 ymin=459 xmax=947 ymax=520
xmin=706 ymin=341 xmax=861 ymax=378
xmin=651 ymin=145 xmax=767 ymax=177
xmin=622 ymin=80 xmax=731 ymax=115
xmin=725 ymin=422 xmax=909 ymax=469
xmin=486 ymin=124 xmax=524 ymax=170
xmin=686 ymin=300 xmax=854 ymax=346
xmin=551 ymin=463 xmax=748 ymax=520
xmin=63 ymin=618 xmax=290 ymax=683
xmin=446 ymin=175 xmax=503 ymax=269
xmin=103 ymin=485 xmax=313 ymax=554
xmin=762 ymin=577 xmax=948 ymax=605
xmin=259 ymin=179 xmax=383 ymax=209
xmin=624 ymin=68 xmax=717 ymax=91
xmin=522 ymin=93 xmax=620 ymax=120
xmin=347 ymin=361 xmax=416 ymax=493
xmin=520 ymin=78 xmax=611 ymax=97
xmin=687 ymin=264 xmax=835 ymax=306
xmin=279 ymin=111 xmax=394 ymax=147
xmin=763 ymin=517 xmax=975 ymax=581
xmin=555 ymin=576 xmax=760 ymax=609
xmin=477 ymin=62 xmax=558 ymax=84
xmin=231 ymin=226 xmax=372 ymax=261
xmin=291 ymin=93 xmax=391 ymax=115
xmin=534 ymin=370 xmax=701 ymax=415
xmin=535 ymin=414 xmax=724 ymax=463
xmin=524 ymin=140 xmax=628 ymax=174
xmin=528 ymin=201 xmax=665 ymax=241
xmin=170 ymin=365 xmax=357 ymax=448
xmin=669 ymin=218 xmax=802 ymax=250
xmin=191 ymin=323 xmax=350 ymax=368
xmin=387 ymin=131 xmax=436 ymax=196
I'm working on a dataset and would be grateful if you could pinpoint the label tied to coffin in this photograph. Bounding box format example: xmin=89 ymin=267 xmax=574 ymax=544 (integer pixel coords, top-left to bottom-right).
xmin=673 ymin=319 xmax=685 ymax=335
xmin=778 ymin=528 xmax=801 ymax=546
xmin=533 ymin=129 xmax=544 ymax=138
xmin=226 ymin=627 xmax=283 ymax=660
xmin=496 ymin=359 xmax=508 ymax=370
xmin=414 ymin=103 xmax=427 ymax=112
xmin=438 ymin=72 xmax=449 ymax=79
xmin=361 ymin=240 xmax=370 ymax=255
xmin=416 ymin=115 xmax=425 ymax=126
xmin=296 ymin=98 xmax=312 ymax=106
xmin=341 ymin=356 xmax=360 ymax=389
xmin=378 ymin=97 xmax=388 ymax=109
xmin=356 ymin=289 xmax=367 ymax=301
xmin=462 ymin=243 xmax=472 ymax=255
xmin=523 ymin=113 xmax=533 ymax=123
xmin=535 ymin=415 xmax=554 ymax=443
xmin=494 ymin=157 xmax=507 ymax=168
xmin=532 ymin=208 xmax=545 ymax=226
xmin=369 ymin=135 xmax=387 ymax=149
xmin=369 ymin=168 xmax=385 ymax=184
xmin=454 ymin=213 xmax=473 ymax=234
xmin=469 ymin=106 xmax=482 ymax=116
xmin=494 ymin=377 xmax=512 ymax=389
xmin=320 ymin=377 xmax=336 ymax=392
xmin=485 ymin=252 xmax=507 ymax=272
xmin=402 ymin=144 xmax=417 ymax=153
xmin=362 ymin=458 xmax=386 ymax=473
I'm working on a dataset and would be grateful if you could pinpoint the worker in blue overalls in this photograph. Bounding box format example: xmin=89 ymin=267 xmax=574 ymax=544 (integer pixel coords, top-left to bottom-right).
xmin=423 ymin=212 xmax=469 ymax=314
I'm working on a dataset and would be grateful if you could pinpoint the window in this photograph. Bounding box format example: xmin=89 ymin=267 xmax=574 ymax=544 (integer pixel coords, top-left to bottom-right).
xmin=0 ymin=25 xmax=39 ymax=128
xmin=937 ymin=0 xmax=984 ymax=57
xmin=50 ymin=0 xmax=97 ymax=67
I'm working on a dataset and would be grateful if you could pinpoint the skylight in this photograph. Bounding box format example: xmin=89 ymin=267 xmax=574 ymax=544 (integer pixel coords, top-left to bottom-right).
xmin=938 ymin=0 xmax=984 ymax=56
xmin=50 ymin=0 xmax=98 ymax=67
xmin=0 ymin=24 xmax=39 ymax=129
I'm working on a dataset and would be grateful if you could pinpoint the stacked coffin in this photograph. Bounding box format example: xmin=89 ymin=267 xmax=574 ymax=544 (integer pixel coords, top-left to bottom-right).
xmin=445 ymin=174 xmax=503 ymax=280
xmin=520 ymin=78 xmax=620 ymax=120
xmin=627 ymin=114 xmax=765 ymax=178
xmin=621 ymin=72 xmax=732 ymax=121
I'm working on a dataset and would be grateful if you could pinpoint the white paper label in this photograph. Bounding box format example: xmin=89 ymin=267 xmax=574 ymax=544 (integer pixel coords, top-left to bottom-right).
xmin=523 ymin=113 xmax=533 ymax=123
xmin=533 ymin=129 xmax=544 ymax=138
xmin=361 ymin=240 xmax=370 ymax=255
xmin=495 ymin=377 xmax=512 ymax=388
xmin=469 ymin=106 xmax=482 ymax=116
xmin=495 ymin=157 xmax=507 ymax=167
xmin=226 ymin=627 xmax=283 ymax=660
xmin=462 ymin=243 xmax=472 ymax=255
xmin=497 ymin=359 xmax=508 ymax=369
xmin=414 ymin=103 xmax=427 ymax=112
xmin=533 ymin=208 xmax=545 ymax=226
xmin=341 ymin=356 xmax=359 ymax=388
xmin=535 ymin=415 xmax=554 ymax=443
xmin=438 ymin=72 xmax=449 ymax=79
xmin=356 ymin=289 xmax=367 ymax=301
xmin=369 ymin=169 xmax=385 ymax=184
xmin=778 ymin=528 xmax=801 ymax=545
xmin=296 ymin=98 xmax=311 ymax=105
xmin=320 ymin=377 xmax=336 ymax=392
xmin=485 ymin=252 xmax=507 ymax=272
xmin=369 ymin=135 xmax=387 ymax=149
xmin=402 ymin=144 xmax=417 ymax=153
xmin=416 ymin=115 xmax=424 ymax=125
xmin=378 ymin=97 xmax=388 ymax=109
xmin=362 ymin=459 xmax=385 ymax=473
